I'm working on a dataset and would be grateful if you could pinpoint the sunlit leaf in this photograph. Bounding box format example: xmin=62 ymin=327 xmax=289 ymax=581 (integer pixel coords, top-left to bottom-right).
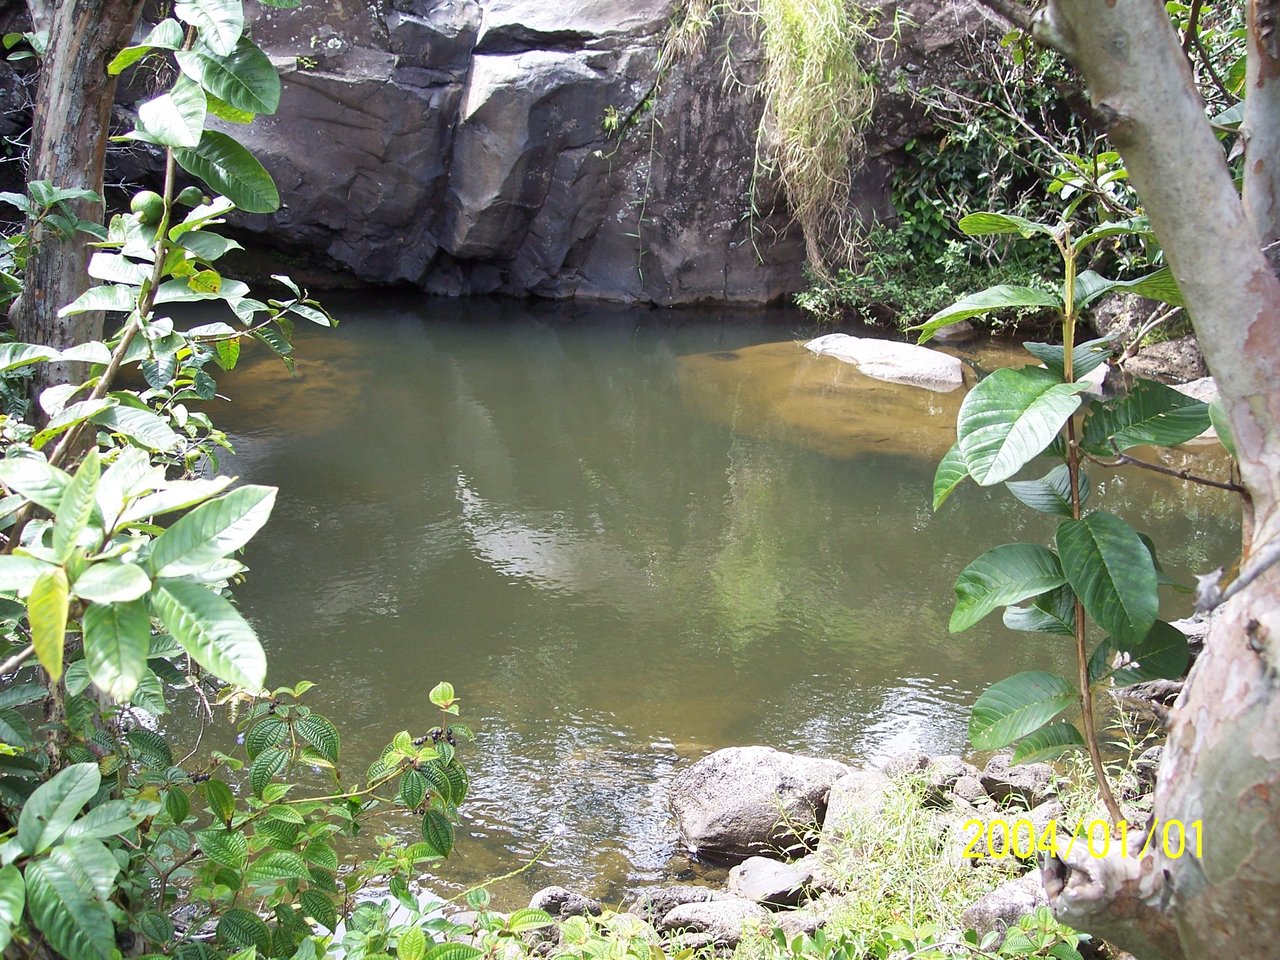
xmin=970 ymin=671 xmax=1076 ymax=750
xmin=1057 ymin=512 xmax=1158 ymax=646
xmin=951 ymin=543 xmax=1066 ymax=633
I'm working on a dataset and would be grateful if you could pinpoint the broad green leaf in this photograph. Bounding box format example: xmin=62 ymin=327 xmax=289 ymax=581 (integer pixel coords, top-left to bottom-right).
xmin=400 ymin=770 xmax=428 ymax=809
xmin=1003 ymin=584 xmax=1076 ymax=638
xmin=119 ymin=476 xmax=233 ymax=525
xmin=1071 ymin=217 xmax=1151 ymax=254
xmin=90 ymin=404 xmax=181 ymax=451
xmin=1105 ymin=267 xmax=1183 ymax=307
xmin=17 ymin=763 xmax=100 ymax=855
xmin=249 ymin=746 xmax=288 ymax=796
xmin=300 ymin=889 xmax=337 ymax=932
xmin=420 ymin=810 xmax=455 ymax=858
xmin=174 ymin=130 xmax=279 ymax=213
xmin=0 ymin=556 xmax=54 ymax=595
xmin=1105 ymin=620 xmax=1191 ymax=685
xmin=1004 ymin=464 xmax=1088 ymax=517
xmin=176 ymin=39 xmax=280 ymax=115
xmin=246 ymin=716 xmax=287 ymax=760
xmin=151 ymin=579 xmax=266 ymax=690
xmin=295 ymin=715 xmax=340 ymax=764
xmin=87 ymin=252 xmax=151 ymax=286
xmin=218 ymin=906 xmax=272 ymax=953
xmin=216 ymin=336 xmax=241 ymax=370
xmin=1209 ymin=397 xmax=1236 ymax=458
xmin=48 ymin=839 xmax=121 ymax=900
xmin=957 ymin=367 xmax=1085 ymax=485
xmin=951 ymin=543 xmax=1066 ymax=633
xmin=429 ymin=681 xmax=456 ymax=708
xmin=914 ymin=285 xmax=1061 ymax=344
xmin=1056 ymin=512 xmax=1158 ymax=646
xmin=28 ymin=566 xmax=69 ymax=681
xmin=1022 ymin=337 xmax=1112 ymax=380
xmin=246 ymin=850 xmax=310 ymax=884
xmin=62 ymin=798 xmax=149 ymax=842
xmin=148 ymin=484 xmax=277 ymax=577
xmin=74 ymin=562 xmax=151 ymax=604
xmin=970 ymin=671 xmax=1076 ymax=750
xmin=932 ymin=442 xmax=968 ymax=511
xmin=1082 ymin=379 xmax=1210 ymax=454
xmin=57 ymin=284 xmax=139 ymax=316
xmin=53 ymin=449 xmax=100 ymax=563
xmin=0 ymin=864 xmax=23 ymax=954
xmin=206 ymin=92 xmax=257 ymax=123
xmin=507 ymin=909 xmax=556 ymax=933
xmin=32 ymin=398 xmax=116 ymax=450
xmin=0 ymin=456 xmax=69 ymax=511
xmin=1011 ymin=722 xmax=1085 ymax=764
xmin=0 ymin=342 xmax=61 ymax=372
xmin=958 ymin=211 xmax=1058 ymax=239
xmin=398 ymin=926 xmax=428 ymax=960
xmin=196 ymin=826 xmax=247 ymax=869
xmin=154 ymin=276 xmax=250 ymax=304
xmin=178 ymin=230 xmax=243 ymax=261
xmin=134 ymin=75 xmax=207 ymax=148
xmin=424 ymin=943 xmax=483 ymax=960
xmin=83 ymin=598 xmax=151 ymax=700
xmin=58 ymin=341 xmax=113 ymax=365
xmin=107 ymin=19 xmax=184 ymax=74
xmin=175 ymin=0 xmax=244 ymax=56
xmin=23 ymin=856 xmax=114 ymax=960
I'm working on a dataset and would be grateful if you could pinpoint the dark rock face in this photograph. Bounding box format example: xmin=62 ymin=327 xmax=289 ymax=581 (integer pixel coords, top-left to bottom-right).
xmin=98 ymin=0 xmax=992 ymax=304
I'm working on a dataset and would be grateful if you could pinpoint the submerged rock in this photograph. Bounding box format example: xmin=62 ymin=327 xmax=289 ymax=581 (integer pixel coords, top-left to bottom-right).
xmin=669 ymin=746 xmax=850 ymax=860
xmin=803 ymin=334 xmax=966 ymax=392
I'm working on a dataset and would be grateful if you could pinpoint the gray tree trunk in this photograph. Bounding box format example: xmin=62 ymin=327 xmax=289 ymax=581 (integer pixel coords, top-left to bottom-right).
xmin=1010 ymin=1 xmax=1280 ymax=958
xmin=9 ymin=0 xmax=143 ymax=402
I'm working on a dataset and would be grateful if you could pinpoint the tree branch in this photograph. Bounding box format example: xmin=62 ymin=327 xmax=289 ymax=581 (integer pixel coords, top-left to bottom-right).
xmin=971 ymin=0 xmax=1036 ymax=33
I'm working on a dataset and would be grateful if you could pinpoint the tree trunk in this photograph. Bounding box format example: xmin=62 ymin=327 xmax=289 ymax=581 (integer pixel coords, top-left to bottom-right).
xmin=9 ymin=0 xmax=143 ymax=402
xmin=1015 ymin=1 xmax=1280 ymax=958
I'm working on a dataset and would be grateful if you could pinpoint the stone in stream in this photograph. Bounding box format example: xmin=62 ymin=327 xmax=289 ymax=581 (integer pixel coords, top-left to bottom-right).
xmin=726 ymin=856 xmax=815 ymax=907
xmin=979 ymin=755 xmax=1057 ymax=809
xmin=630 ymin=885 xmax=724 ymax=923
xmin=669 ymin=746 xmax=851 ymax=860
xmin=529 ymin=885 xmax=602 ymax=918
xmin=657 ymin=897 xmax=772 ymax=947
xmin=803 ymin=334 xmax=966 ymax=392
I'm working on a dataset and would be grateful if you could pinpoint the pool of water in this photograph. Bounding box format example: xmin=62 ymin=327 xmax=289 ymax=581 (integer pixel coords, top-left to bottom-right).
xmin=206 ymin=294 xmax=1240 ymax=906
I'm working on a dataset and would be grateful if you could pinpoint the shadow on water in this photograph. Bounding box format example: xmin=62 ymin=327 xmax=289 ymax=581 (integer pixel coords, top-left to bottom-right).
xmin=196 ymin=294 xmax=1240 ymax=904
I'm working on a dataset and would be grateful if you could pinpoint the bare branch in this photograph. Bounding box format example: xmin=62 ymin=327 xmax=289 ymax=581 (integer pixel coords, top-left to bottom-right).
xmin=971 ymin=0 xmax=1036 ymax=33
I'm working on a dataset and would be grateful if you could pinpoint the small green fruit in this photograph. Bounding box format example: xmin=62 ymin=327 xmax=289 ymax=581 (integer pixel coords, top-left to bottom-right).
xmin=130 ymin=190 xmax=165 ymax=225
xmin=176 ymin=186 xmax=205 ymax=207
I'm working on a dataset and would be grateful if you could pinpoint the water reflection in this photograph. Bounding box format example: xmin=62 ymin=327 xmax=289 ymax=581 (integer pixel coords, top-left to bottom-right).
xmin=203 ymin=295 xmax=1240 ymax=903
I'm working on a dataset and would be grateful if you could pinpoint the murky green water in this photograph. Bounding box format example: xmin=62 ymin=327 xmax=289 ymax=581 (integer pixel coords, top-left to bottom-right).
xmin=209 ymin=294 xmax=1239 ymax=905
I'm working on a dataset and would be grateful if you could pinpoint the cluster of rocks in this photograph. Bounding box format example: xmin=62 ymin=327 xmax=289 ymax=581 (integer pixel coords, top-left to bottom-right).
xmin=512 ymin=745 xmax=1099 ymax=952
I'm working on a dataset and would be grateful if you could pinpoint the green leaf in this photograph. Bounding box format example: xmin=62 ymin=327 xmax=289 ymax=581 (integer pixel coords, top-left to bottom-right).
xmin=18 ymin=763 xmax=100 ymax=855
xmin=1071 ymin=217 xmax=1151 ymax=254
xmin=249 ymin=746 xmax=287 ymax=796
xmin=957 ymin=368 xmax=1085 ymax=485
xmin=174 ymin=130 xmax=279 ymax=214
xmin=1108 ymin=620 xmax=1191 ymax=685
xmin=246 ymin=849 xmax=310 ymax=884
xmin=246 ymin=716 xmax=287 ymax=760
xmin=1082 ymin=379 xmax=1210 ymax=454
xmin=176 ymin=39 xmax=280 ymax=116
xmin=1004 ymin=464 xmax=1088 ymax=517
xmin=1209 ymin=397 xmax=1236 ymax=458
xmin=91 ymin=404 xmax=182 ymax=451
xmin=134 ymin=75 xmax=207 ymax=148
xmin=970 ymin=671 xmax=1077 ymax=750
xmin=428 ymin=681 xmax=456 ymax=708
xmin=218 ymin=906 xmax=272 ymax=954
xmin=950 ymin=543 xmax=1066 ymax=633
xmin=958 ymin=211 xmax=1058 ymax=239
xmin=74 ymin=562 xmax=151 ymax=604
xmin=179 ymin=230 xmax=243 ymax=262
xmin=24 ymin=856 xmax=114 ymax=960
xmin=300 ymin=889 xmax=338 ymax=932
xmin=29 ymin=566 xmax=69 ymax=681
xmin=0 ymin=342 xmax=62 ymax=372
xmin=83 ymin=598 xmax=151 ymax=700
xmin=174 ymin=0 xmax=244 ymax=56
xmin=507 ymin=909 xmax=556 ymax=933
xmin=0 ymin=556 xmax=55 ymax=595
xmin=137 ymin=909 xmax=175 ymax=946
xmin=1011 ymin=722 xmax=1085 ymax=764
xmin=421 ymin=810 xmax=455 ymax=858
xmin=932 ymin=442 xmax=968 ymax=511
xmin=0 ymin=456 xmax=70 ymax=511
xmin=215 ymin=336 xmax=241 ymax=371
xmin=399 ymin=770 xmax=427 ymax=809
xmin=1056 ymin=512 xmax=1158 ymax=646
xmin=423 ymin=944 xmax=482 ymax=960
xmin=294 ymin=715 xmax=340 ymax=764
xmin=196 ymin=827 xmax=247 ymax=869
xmin=0 ymin=864 xmax=24 ymax=954
xmin=57 ymin=283 xmax=139 ymax=316
xmin=302 ymin=841 xmax=338 ymax=872
xmin=1101 ymin=267 xmax=1183 ymax=308
xmin=126 ymin=728 xmax=173 ymax=768
xmin=62 ymin=797 xmax=147 ymax=842
xmin=54 ymin=449 xmax=100 ymax=563
xmin=151 ymin=579 xmax=266 ymax=690
xmin=913 ymin=285 xmax=1061 ymax=344
xmin=1022 ymin=337 xmax=1112 ymax=380
xmin=398 ymin=926 xmax=428 ymax=960
xmin=107 ymin=19 xmax=184 ymax=75
xmin=148 ymin=485 xmax=276 ymax=577
xmin=1002 ymin=584 xmax=1076 ymax=638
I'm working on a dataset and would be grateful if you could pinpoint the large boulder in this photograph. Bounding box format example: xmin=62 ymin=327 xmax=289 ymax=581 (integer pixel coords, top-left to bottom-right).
xmin=803 ymin=334 xmax=966 ymax=392
xmin=669 ymin=746 xmax=851 ymax=860
xmin=1122 ymin=335 xmax=1209 ymax=384
xmin=657 ymin=897 xmax=771 ymax=947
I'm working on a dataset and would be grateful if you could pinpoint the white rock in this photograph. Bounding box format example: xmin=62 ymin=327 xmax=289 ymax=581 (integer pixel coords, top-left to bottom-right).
xmin=1172 ymin=376 xmax=1220 ymax=443
xmin=803 ymin=334 xmax=965 ymax=392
